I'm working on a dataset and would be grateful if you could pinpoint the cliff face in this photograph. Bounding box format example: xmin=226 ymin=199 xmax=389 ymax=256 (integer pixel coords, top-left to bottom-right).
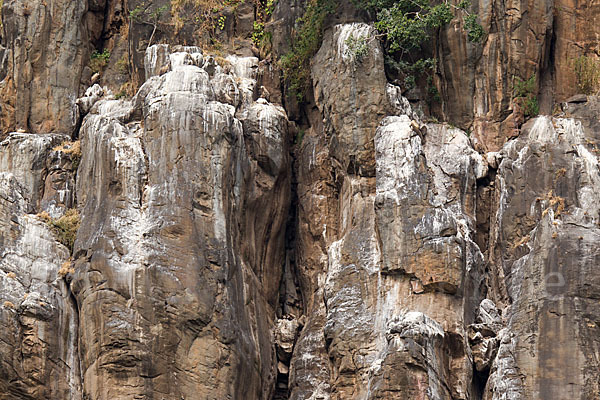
xmin=0 ymin=1 xmax=600 ymax=399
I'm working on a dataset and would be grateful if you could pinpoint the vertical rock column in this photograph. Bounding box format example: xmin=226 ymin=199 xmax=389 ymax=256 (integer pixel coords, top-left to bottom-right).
xmin=71 ymin=46 xmax=291 ymax=399
xmin=0 ymin=133 xmax=81 ymax=400
xmin=290 ymin=23 xmax=488 ymax=400
xmin=0 ymin=0 xmax=93 ymax=135
xmin=485 ymin=108 xmax=600 ymax=399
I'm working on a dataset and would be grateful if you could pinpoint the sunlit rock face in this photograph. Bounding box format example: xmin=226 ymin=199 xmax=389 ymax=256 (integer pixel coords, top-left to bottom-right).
xmin=1 ymin=0 xmax=600 ymax=397
xmin=70 ymin=45 xmax=291 ymax=400
xmin=290 ymin=23 xmax=487 ymax=400
xmin=484 ymin=112 xmax=600 ymax=399
xmin=0 ymin=133 xmax=80 ymax=400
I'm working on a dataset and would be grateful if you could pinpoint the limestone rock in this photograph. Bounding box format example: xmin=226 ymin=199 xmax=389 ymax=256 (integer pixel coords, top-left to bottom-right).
xmin=438 ymin=0 xmax=600 ymax=152
xmin=1 ymin=1 xmax=600 ymax=398
xmin=0 ymin=0 xmax=97 ymax=135
xmin=70 ymin=45 xmax=290 ymax=400
xmin=485 ymin=113 xmax=600 ymax=399
xmin=0 ymin=135 xmax=80 ymax=399
xmin=289 ymin=23 xmax=487 ymax=400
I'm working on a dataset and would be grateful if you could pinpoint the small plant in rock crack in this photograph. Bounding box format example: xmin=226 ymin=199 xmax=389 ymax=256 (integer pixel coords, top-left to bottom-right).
xmin=38 ymin=209 xmax=81 ymax=252
xmin=344 ymin=34 xmax=369 ymax=64
xmin=53 ymin=140 xmax=82 ymax=171
xmin=58 ymin=260 xmax=75 ymax=277
xmin=513 ymin=74 xmax=539 ymax=118
xmin=90 ymin=49 xmax=110 ymax=74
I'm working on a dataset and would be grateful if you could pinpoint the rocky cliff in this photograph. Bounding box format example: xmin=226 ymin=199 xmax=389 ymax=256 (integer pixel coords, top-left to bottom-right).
xmin=0 ymin=1 xmax=599 ymax=399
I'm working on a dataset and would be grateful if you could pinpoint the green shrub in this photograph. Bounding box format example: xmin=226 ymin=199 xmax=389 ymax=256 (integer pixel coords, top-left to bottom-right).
xmin=216 ymin=15 xmax=226 ymax=30
xmin=354 ymin=0 xmax=483 ymax=97
xmin=90 ymin=49 xmax=110 ymax=74
xmin=354 ymin=0 xmax=484 ymax=52
xmin=281 ymin=0 xmax=484 ymax=101
xmin=280 ymin=0 xmax=337 ymax=102
xmin=573 ymin=55 xmax=600 ymax=95
xmin=513 ymin=74 xmax=539 ymax=118
xmin=463 ymin=14 xmax=485 ymax=42
xmin=252 ymin=21 xmax=266 ymax=46
xmin=344 ymin=34 xmax=369 ymax=63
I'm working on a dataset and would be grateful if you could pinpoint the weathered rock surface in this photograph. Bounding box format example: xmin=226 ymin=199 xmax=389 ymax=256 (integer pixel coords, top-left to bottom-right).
xmin=70 ymin=45 xmax=290 ymax=399
xmin=1 ymin=1 xmax=600 ymax=399
xmin=438 ymin=0 xmax=600 ymax=152
xmin=289 ymin=23 xmax=487 ymax=400
xmin=0 ymin=0 xmax=97 ymax=135
xmin=484 ymin=111 xmax=600 ymax=399
xmin=0 ymin=133 xmax=80 ymax=399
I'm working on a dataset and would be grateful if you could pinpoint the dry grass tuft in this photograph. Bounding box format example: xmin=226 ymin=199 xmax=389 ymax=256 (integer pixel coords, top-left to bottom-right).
xmin=38 ymin=209 xmax=81 ymax=252
xmin=58 ymin=261 xmax=75 ymax=277
xmin=3 ymin=301 xmax=15 ymax=309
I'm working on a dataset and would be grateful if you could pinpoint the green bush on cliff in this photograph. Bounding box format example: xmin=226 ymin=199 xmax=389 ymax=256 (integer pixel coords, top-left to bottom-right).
xmin=280 ymin=0 xmax=337 ymax=102
xmin=352 ymin=0 xmax=484 ymax=51
xmin=90 ymin=49 xmax=110 ymax=74
xmin=281 ymin=0 xmax=485 ymax=101
xmin=513 ymin=74 xmax=539 ymax=118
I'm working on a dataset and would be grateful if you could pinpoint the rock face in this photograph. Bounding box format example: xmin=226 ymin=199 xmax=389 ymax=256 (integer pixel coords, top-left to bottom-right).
xmin=71 ymin=45 xmax=290 ymax=399
xmin=0 ymin=0 xmax=96 ymax=135
xmin=438 ymin=0 xmax=600 ymax=152
xmin=1 ymin=2 xmax=600 ymax=400
xmin=0 ymin=133 xmax=80 ymax=399
xmin=484 ymin=112 xmax=600 ymax=399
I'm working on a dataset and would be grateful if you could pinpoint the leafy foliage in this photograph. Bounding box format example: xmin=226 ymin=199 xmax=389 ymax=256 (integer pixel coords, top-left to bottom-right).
xmin=344 ymin=34 xmax=369 ymax=63
xmin=90 ymin=49 xmax=110 ymax=74
xmin=464 ymin=14 xmax=485 ymax=42
xmin=513 ymin=74 xmax=539 ymax=118
xmin=573 ymin=55 xmax=600 ymax=95
xmin=252 ymin=0 xmax=277 ymax=51
xmin=280 ymin=0 xmax=336 ymax=101
xmin=373 ymin=1 xmax=453 ymax=52
xmin=354 ymin=0 xmax=483 ymax=53
xmin=357 ymin=0 xmax=484 ymax=97
xmin=281 ymin=0 xmax=484 ymax=102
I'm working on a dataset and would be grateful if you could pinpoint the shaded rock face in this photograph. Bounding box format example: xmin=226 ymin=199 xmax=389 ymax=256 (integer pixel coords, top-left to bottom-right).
xmin=1 ymin=2 xmax=600 ymax=400
xmin=0 ymin=0 xmax=96 ymax=135
xmin=438 ymin=0 xmax=600 ymax=152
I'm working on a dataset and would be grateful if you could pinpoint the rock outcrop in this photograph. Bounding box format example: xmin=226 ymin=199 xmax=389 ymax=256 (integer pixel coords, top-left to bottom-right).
xmin=484 ymin=110 xmax=600 ymax=399
xmin=0 ymin=133 xmax=80 ymax=399
xmin=1 ymin=1 xmax=600 ymax=399
xmin=438 ymin=0 xmax=600 ymax=152
xmin=70 ymin=45 xmax=290 ymax=399
xmin=0 ymin=0 xmax=97 ymax=135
